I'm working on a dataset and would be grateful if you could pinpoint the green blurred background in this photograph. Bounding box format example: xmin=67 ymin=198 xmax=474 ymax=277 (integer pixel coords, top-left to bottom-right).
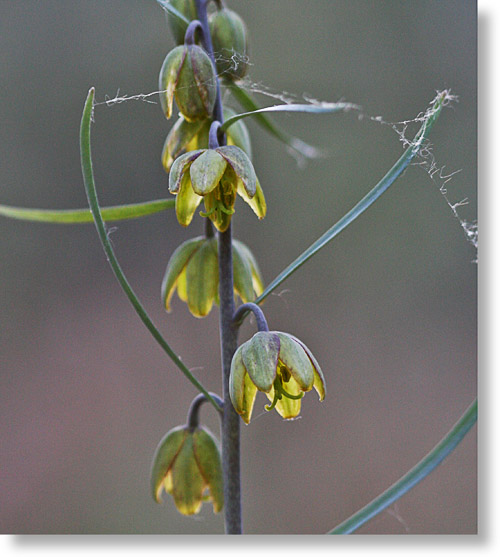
xmin=0 ymin=0 xmax=476 ymax=534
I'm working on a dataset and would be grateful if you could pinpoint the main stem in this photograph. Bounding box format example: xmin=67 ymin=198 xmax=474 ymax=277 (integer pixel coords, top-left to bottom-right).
xmin=194 ymin=0 xmax=242 ymax=534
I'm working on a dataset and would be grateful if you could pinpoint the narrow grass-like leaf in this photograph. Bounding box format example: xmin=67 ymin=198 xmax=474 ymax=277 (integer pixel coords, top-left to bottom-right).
xmin=0 ymin=199 xmax=174 ymax=224
xmin=80 ymin=88 xmax=220 ymax=413
xmin=220 ymin=101 xmax=353 ymax=134
xmin=328 ymin=398 xmax=477 ymax=534
xmin=255 ymin=91 xmax=448 ymax=306
xmin=156 ymin=0 xmax=190 ymax=25
xmin=226 ymin=82 xmax=328 ymax=160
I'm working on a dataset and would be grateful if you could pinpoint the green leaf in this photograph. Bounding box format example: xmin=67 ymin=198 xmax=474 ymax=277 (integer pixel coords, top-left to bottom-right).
xmin=327 ymin=398 xmax=477 ymax=534
xmin=0 ymin=199 xmax=174 ymax=224
xmin=79 ymin=87 xmax=220 ymax=413
xmin=255 ymin=91 xmax=448 ymax=306
xmin=156 ymin=0 xmax=190 ymax=26
xmin=225 ymin=81 xmax=339 ymax=160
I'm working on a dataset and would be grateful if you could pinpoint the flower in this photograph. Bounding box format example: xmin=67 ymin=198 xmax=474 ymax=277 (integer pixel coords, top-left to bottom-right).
xmin=161 ymin=236 xmax=264 ymax=318
xmin=161 ymin=107 xmax=252 ymax=173
xmin=150 ymin=425 xmax=223 ymax=516
xmin=159 ymin=43 xmax=217 ymax=122
xmin=229 ymin=331 xmax=326 ymax=423
xmin=169 ymin=145 xmax=266 ymax=231
xmin=209 ymin=8 xmax=250 ymax=80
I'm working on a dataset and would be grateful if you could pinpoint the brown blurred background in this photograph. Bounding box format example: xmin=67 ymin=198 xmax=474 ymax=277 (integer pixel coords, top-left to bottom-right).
xmin=0 ymin=0 xmax=476 ymax=534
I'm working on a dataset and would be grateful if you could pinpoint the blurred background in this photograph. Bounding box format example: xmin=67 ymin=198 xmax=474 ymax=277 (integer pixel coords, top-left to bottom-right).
xmin=0 ymin=0 xmax=476 ymax=534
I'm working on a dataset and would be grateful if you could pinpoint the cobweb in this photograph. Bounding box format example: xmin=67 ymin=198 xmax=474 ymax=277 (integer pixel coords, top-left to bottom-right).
xmin=91 ymin=79 xmax=477 ymax=259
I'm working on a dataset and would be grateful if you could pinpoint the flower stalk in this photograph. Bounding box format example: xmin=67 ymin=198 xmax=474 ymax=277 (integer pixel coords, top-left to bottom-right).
xmin=194 ymin=0 xmax=242 ymax=534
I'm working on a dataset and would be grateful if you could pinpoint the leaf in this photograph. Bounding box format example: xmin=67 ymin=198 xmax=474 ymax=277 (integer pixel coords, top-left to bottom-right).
xmin=225 ymin=82 xmax=344 ymax=160
xmin=79 ymin=88 xmax=220 ymax=413
xmin=0 ymin=199 xmax=174 ymax=224
xmin=255 ymin=91 xmax=448 ymax=306
xmin=327 ymin=398 xmax=477 ymax=534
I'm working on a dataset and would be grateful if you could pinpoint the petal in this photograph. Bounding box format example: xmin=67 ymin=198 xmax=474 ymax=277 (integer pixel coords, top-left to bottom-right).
xmin=274 ymin=332 xmax=314 ymax=391
xmin=241 ymin=332 xmax=280 ymax=392
xmin=288 ymin=335 xmax=326 ymax=401
xmin=169 ymin=150 xmax=204 ymax=193
xmin=266 ymin=378 xmax=303 ymax=420
xmin=161 ymin=237 xmax=204 ymax=312
xmin=161 ymin=117 xmax=206 ymax=173
xmin=190 ymin=149 xmax=227 ymax=195
xmin=175 ymin=171 xmax=203 ymax=226
xmin=171 ymin=434 xmax=205 ymax=515
xmin=158 ymin=46 xmax=187 ymax=119
xmin=192 ymin=428 xmax=224 ymax=513
xmin=229 ymin=345 xmax=258 ymax=424
xmin=176 ymin=268 xmax=188 ymax=302
xmin=232 ymin=241 xmax=255 ymax=303
xmin=150 ymin=426 xmax=187 ymax=503
xmin=233 ymin=240 xmax=264 ymax=296
xmin=185 ymin=238 xmax=219 ymax=317
xmin=237 ymin=178 xmax=266 ymax=219
xmin=216 ymin=145 xmax=256 ymax=197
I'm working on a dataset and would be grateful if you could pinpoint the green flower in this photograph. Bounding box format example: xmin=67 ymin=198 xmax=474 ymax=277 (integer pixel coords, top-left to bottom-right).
xmin=151 ymin=425 xmax=223 ymax=516
xmin=169 ymin=145 xmax=266 ymax=231
xmin=161 ymin=107 xmax=252 ymax=173
xmin=229 ymin=331 xmax=326 ymax=424
xmin=159 ymin=44 xmax=217 ymax=122
xmin=161 ymin=236 xmax=264 ymax=318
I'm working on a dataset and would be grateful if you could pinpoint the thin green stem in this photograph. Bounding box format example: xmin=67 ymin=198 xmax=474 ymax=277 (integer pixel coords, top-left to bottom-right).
xmin=255 ymin=91 xmax=449 ymax=306
xmin=328 ymin=398 xmax=477 ymax=534
xmin=0 ymin=199 xmax=174 ymax=224
xmin=79 ymin=87 xmax=219 ymax=413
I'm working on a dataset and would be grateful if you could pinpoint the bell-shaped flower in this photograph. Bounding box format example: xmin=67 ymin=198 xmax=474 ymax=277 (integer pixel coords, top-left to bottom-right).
xmin=161 ymin=236 xmax=263 ymax=318
xmin=169 ymin=145 xmax=266 ymax=231
xmin=161 ymin=107 xmax=252 ymax=173
xmin=229 ymin=331 xmax=326 ymax=424
xmin=151 ymin=425 xmax=223 ymax=516
xmin=159 ymin=44 xmax=217 ymax=122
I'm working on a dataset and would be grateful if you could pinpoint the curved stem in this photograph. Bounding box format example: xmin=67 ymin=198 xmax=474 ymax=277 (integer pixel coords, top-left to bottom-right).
xmin=209 ymin=120 xmax=222 ymax=149
xmin=327 ymin=398 xmax=477 ymax=534
xmin=184 ymin=20 xmax=203 ymax=45
xmin=233 ymin=302 xmax=269 ymax=332
xmin=187 ymin=392 xmax=223 ymax=430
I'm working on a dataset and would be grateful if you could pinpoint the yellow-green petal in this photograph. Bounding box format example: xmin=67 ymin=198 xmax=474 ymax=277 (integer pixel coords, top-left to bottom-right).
xmin=237 ymin=178 xmax=266 ymax=219
xmin=274 ymin=332 xmax=314 ymax=391
xmin=185 ymin=238 xmax=219 ymax=317
xmin=159 ymin=46 xmax=187 ymax=119
xmin=266 ymin=378 xmax=303 ymax=420
xmin=175 ymin=171 xmax=203 ymax=226
xmin=233 ymin=241 xmax=255 ymax=303
xmin=190 ymin=149 xmax=227 ymax=195
xmin=229 ymin=345 xmax=258 ymax=424
xmin=216 ymin=145 xmax=256 ymax=197
xmin=150 ymin=426 xmax=187 ymax=503
xmin=192 ymin=428 xmax=224 ymax=513
xmin=241 ymin=332 xmax=280 ymax=392
xmin=162 ymin=117 xmax=206 ymax=173
xmin=233 ymin=239 xmax=264 ymax=295
xmin=161 ymin=236 xmax=204 ymax=311
xmin=171 ymin=434 xmax=205 ymax=515
xmin=169 ymin=149 xmax=204 ymax=193
xmin=288 ymin=334 xmax=326 ymax=401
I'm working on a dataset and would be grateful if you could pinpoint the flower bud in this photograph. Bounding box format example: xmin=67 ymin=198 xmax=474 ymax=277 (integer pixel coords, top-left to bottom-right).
xmin=151 ymin=425 xmax=223 ymax=515
xmin=161 ymin=107 xmax=252 ymax=174
xmin=209 ymin=8 xmax=249 ymax=80
xmin=159 ymin=44 xmax=217 ymax=122
xmin=165 ymin=0 xmax=198 ymax=45
xmin=230 ymin=331 xmax=326 ymax=423
xmin=161 ymin=236 xmax=264 ymax=318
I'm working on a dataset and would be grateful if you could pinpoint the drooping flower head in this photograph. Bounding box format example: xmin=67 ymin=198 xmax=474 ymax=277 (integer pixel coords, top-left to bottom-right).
xmin=169 ymin=145 xmax=266 ymax=231
xmin=161 ymin=236 xmax=264 ymax=318
xmin=151 ymin=425 xmax=223 ymax=516
xmin=230 ymin=331 xmax=326 ymax=424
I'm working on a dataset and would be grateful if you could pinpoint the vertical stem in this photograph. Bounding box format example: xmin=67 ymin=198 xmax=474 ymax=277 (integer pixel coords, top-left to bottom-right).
xmin=194 ymin=0 xmax=242 ymax=534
